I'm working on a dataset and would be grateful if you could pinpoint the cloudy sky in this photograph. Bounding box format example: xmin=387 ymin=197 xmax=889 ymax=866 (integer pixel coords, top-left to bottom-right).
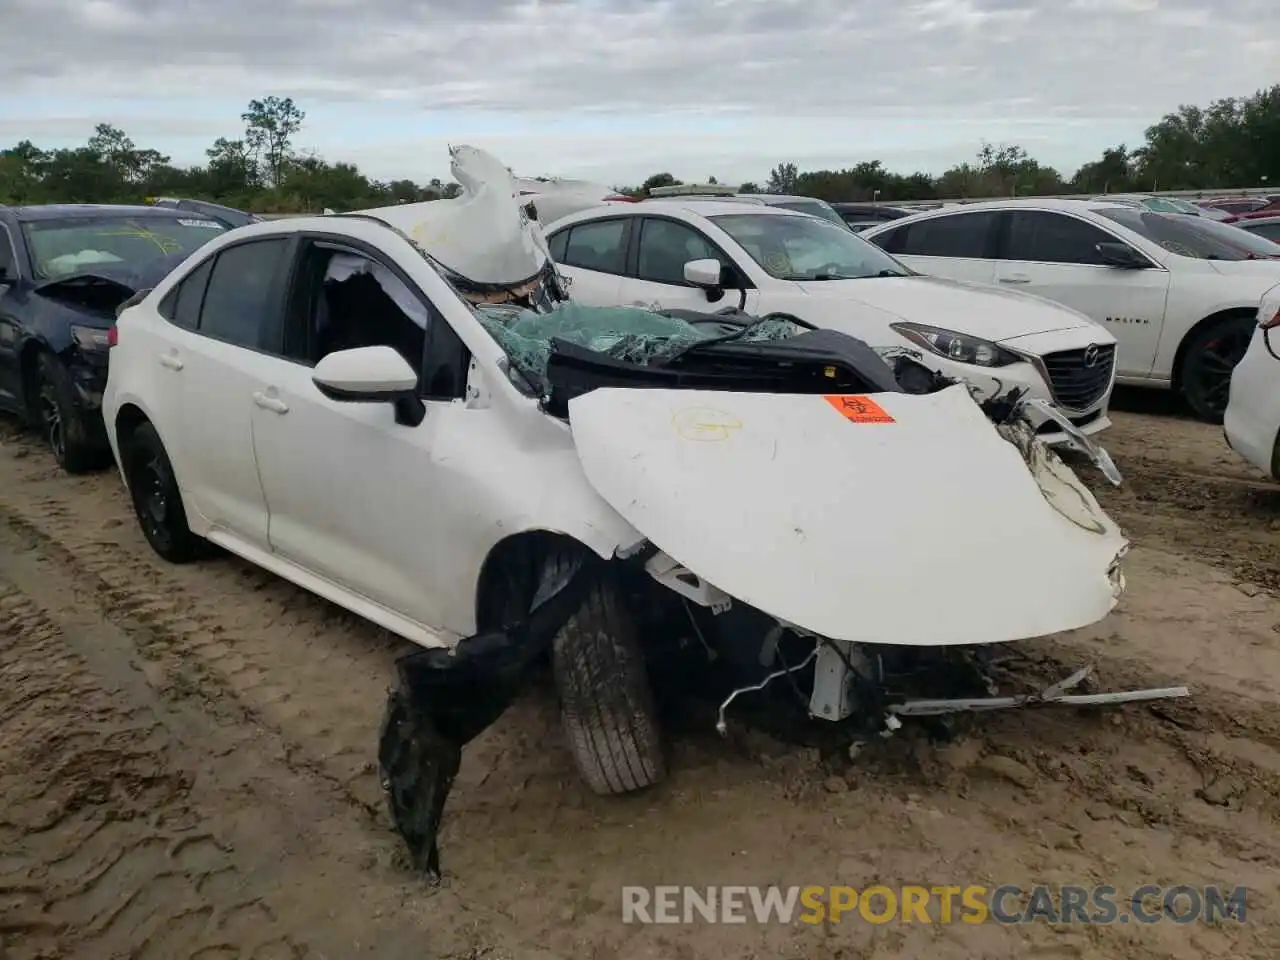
xmin=2 ymin=0 xmax=1277 ymax=187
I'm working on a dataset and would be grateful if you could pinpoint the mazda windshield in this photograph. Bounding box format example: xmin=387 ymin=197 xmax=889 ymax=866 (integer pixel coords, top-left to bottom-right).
xmin=712 ymin=213 xmax=912 ymax=280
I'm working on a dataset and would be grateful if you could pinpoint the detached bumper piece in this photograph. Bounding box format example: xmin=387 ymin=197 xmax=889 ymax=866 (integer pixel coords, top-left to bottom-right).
xmin=377 ymin=549 xmax=594 ymax=883
xmin=887 ymin=663 xmax=1190 ymax=718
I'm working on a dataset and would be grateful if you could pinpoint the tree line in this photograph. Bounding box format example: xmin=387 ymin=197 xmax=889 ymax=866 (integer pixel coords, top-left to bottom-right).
xmin=3 ymin=86 xmax=1278 ymax=212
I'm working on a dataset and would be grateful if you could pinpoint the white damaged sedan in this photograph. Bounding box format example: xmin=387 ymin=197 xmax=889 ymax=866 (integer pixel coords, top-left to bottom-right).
xmin=101 ymin=146 xmax=1185 ymax=882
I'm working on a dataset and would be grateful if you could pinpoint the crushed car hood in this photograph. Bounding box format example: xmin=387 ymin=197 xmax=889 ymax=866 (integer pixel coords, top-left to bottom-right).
xmin=359 ymin=145 xmax=552 ymax=287
xmin=34 ymin=253 xmax=189 ymax=316
xmin=568 ymin=384 xmax=1127 ymax=647
xmin=790 ymin=275 xmax=1102 ymax=342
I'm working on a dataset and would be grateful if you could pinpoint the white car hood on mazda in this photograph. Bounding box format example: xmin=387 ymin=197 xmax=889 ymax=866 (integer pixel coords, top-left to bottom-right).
xmin=791 ymin=275 xmax=1104 ymax=343
xmin=568 ymin=384 xmax=1127 ymax=648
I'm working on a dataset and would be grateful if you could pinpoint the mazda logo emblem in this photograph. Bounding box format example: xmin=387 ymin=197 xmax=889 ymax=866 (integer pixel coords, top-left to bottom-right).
xmin=1083 ymin=345 xmax=1100 ymax=368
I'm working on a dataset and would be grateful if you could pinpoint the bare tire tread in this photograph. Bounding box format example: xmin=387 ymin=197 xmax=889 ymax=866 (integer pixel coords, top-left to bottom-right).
xmin=552 ymin=575 xmax=666 ymax=795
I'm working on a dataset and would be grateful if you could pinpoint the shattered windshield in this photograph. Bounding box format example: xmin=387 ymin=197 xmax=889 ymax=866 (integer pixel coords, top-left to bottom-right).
xmin=711 ymin=213 xmax=912 ymax=280
xmin=23 ymin=215 xmax=227 ymax=280
xmin=473 ymin=301 xmax=797 ymax=397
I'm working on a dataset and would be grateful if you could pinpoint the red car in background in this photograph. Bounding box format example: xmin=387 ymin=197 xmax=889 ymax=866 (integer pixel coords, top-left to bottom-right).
xmin=1200 ymin=195 xmax=1280 ymax=222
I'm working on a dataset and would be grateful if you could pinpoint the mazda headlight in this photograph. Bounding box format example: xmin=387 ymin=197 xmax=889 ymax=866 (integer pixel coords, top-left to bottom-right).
xmin=890 ymin=322 xmax=1017 ymax=368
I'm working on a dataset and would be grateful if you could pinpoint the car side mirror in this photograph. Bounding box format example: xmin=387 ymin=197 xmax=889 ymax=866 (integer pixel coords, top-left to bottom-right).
xmin=312 ymin=345 xmax=426 ymax=426
xmin=1095 ymin=242 xmax=1147 ymax=269
xmin=684 ymin=258 xmax=728 ymax=302
xmin=683 ymin=258 xmax=722 ymax=287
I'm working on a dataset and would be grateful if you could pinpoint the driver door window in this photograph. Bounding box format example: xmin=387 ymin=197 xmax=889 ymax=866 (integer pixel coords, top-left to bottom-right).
xmin=636 ymin=219 xmax=725 ymax=285
xmin=619 ymin=217 xmax=738 ymax=311
xmin=277 ymin=241 xmax=469 ymax=401
xmin=1001 ymin=211 xmax=1114 ymax=266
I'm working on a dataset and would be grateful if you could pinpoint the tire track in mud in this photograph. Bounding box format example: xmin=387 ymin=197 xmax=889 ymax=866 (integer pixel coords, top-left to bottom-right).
xmin=0 ymin=527 xmax=496 ymax=959
xmin=4 ymin=425 xmax=1280 ymax=959
xmin=1091 ymin=452 xmax=1280 ymax=593
xmin=0 ymin=476 xmax=409 ymax=817
xmin=0 ymin=573 xmax=311 ymax=960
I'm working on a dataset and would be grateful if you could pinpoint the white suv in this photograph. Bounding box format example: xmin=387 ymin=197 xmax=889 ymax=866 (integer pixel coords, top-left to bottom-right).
xmin=861 ymin=198 xmax=1280 ymax=422
xmin=544 ymin=200 xmax=1118 ymax=444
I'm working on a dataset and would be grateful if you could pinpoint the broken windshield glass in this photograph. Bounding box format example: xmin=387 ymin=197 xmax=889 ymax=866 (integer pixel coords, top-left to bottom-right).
xmin=474 ymin=301 xmax=797 ymax=396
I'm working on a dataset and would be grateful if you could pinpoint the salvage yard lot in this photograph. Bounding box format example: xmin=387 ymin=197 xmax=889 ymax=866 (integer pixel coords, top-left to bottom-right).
xmin=2 ymin=400 xmax=1279 ymax=960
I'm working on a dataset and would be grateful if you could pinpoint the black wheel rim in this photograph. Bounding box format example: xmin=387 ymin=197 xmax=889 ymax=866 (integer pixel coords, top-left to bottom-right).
xmin=132 ymin=452 xmax=172 ymax=548
xmin=1190 ymin=326 xmax=1252 ymax=416
xmin=38 ymin=384 xmax=64 ymax=463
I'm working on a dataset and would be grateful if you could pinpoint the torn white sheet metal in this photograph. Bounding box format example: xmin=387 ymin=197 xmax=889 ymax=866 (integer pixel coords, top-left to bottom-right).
xmin=1023 ymin=398 xmax=1123 ymax=486
xmin=568 ymin=384 xmax=1128 ymax=648
xmin=358 ymin=145 xmax=550 ymax=286
xmin=888 ymin=664 xmax=1190 ymax=717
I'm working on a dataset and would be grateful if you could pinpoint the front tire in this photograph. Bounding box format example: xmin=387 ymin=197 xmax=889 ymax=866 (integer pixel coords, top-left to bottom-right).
xmin=1179 ymin=315 xmax=1256 ymax=424
xmin=34 ymin=352 xmax=105 ymax=474
xmin=552 ymin=572 xmax=666 ymax=795
xmin=122 ymin=422 xmax=201 ymax=563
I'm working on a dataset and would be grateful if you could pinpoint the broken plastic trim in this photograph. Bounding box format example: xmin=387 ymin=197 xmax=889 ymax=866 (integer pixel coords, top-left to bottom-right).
xmin=887 ymin=663 xmax=1190 ymax=717
xmin=377 ymin=546 xmax=595 ymax=883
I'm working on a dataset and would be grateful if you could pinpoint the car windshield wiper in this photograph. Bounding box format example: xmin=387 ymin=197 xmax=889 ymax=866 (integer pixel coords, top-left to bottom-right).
xmin=805 ymin=269 xmax=907 ymax=280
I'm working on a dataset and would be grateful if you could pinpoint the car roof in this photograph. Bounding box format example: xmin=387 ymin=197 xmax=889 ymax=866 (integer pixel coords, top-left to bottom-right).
xmin=9 ymin=203 xmax=202 ymax=222
xmin=1239 ymin=215 xmax=1280 ymax=228
xmin=737 ymin=194 xmax=830 ymax=204
xmin=626 ymin=199 xmax=813 ymax=218
xmin=881 ymin=197 xmax=1134 ymax=218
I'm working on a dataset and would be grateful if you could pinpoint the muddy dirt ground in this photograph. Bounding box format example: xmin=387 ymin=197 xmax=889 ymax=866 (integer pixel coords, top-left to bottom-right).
xmin=2 ymin=391 xmax=1279 ymax=960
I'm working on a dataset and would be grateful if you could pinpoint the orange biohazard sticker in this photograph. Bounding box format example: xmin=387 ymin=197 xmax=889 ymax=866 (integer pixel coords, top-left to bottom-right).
xmin=824 ymin=394 xmax=895 ymax=424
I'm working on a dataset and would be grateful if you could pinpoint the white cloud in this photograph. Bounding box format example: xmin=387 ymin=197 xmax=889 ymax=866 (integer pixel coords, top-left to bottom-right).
xmin=2 ymin=0 xmax=1276 ymax=184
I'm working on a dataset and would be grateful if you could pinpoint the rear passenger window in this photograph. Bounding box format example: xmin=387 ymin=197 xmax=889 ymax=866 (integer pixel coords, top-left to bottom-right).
xmin=897 ymin=212 xmax=996 ymax=258
xmin=167 ymin=257 xmax=214 ymax=330
xmin=561 ymin=219 xmax=628 ymax=274
xmin=198 ymin=239 xmax=290 ymax=348
xmin=1003 ymin=211 xmax=1111 ymax=265
xmin=868 ymin=224 xmax=907 ymax=253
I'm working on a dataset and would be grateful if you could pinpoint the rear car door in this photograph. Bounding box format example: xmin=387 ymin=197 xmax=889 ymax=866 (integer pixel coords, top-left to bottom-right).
xmin=992 ymin=210 xmax=1169 ymax=377
xmin=869 ymin=210 xmax=999 ymax=284
xmin=153 ymin=236 xmax=294 ymax=549
xmin=546 ymin=218 xmax=630 ymax=305
xmin=247 ymin=236 xmax=473 ymax=633
xmin=615 ymin=216 xmax=754 ymax=311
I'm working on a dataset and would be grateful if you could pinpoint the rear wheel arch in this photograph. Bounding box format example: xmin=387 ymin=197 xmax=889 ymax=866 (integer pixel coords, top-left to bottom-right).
xmin=1171 ymin=307 xmax=1258 ymax=393
xmin=114 ymin=402 xmax=151 ymax=457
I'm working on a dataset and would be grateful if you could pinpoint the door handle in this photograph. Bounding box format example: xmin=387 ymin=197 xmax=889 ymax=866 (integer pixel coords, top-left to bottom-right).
xmin=999 ymin=273 xmax=1032 ymax=284
xmin=253 ymin=391 xmax=289 ymax=414
xmin=158 ymin=353 xmax=184 ymax=370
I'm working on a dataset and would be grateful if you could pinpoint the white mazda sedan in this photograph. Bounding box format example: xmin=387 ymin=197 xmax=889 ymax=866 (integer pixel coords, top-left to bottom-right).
xmin=544 ymin=201 xmax=1118 ymax=443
